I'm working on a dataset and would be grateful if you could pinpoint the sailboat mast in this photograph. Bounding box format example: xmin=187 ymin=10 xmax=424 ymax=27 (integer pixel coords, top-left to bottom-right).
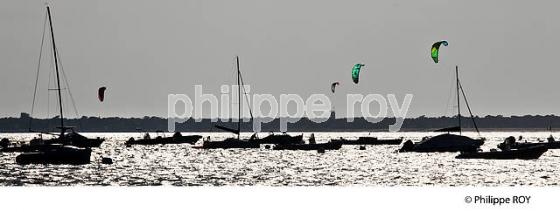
xmin=46 ymin=6 xmax=64 ymax=136
xmin=236 ymin=56 xmax=241 ymax=140
xmin=456 ymin=66 xmax=461 ymax=134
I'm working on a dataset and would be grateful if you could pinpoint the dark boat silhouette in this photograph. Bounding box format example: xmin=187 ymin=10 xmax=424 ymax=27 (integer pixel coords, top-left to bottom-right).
xmin=399 ymin=66 xmax=485 ymax=152
xmin=272 ymin=142 xmax=342 ymax=151
xmin=272 ymin=133 xmax=342 ymax=151
xmin=197 ymin=135 xmax=261 ymax=149
xmin=2 ymin=129 xmax=103 ymax=153
xmin=15 ymin=6 xmax=96 ymax=164
xmin=51 ymin=129 xmax=104 ymax=148
xmin=400 ymin=132 xmax=484 ymax=152
xmin=125 ymin=131 xmax=201 ymax=146
xmin=332 ymin=136 xmax=402 ymax=145
xmin=196 ymin=57 xmax=261 ymax=149
xmin=256 ymin=133 xmax=304 ymax=145
xmin=16 ymin=145 xmax=92 ymax=165
xmin=456 ymin=145 xmax=548 ymax=160
xmin=497 ymin=135 xmax=560 ymax=150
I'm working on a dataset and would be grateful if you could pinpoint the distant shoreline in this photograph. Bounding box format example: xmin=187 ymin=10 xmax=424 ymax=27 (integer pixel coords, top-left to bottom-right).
xmin=1 ymin=113 xmax=560 ymax=133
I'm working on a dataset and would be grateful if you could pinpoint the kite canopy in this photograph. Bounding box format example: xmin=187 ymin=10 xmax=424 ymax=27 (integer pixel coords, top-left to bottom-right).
xmin=431 ymin=40 xmax=448 ymax=63
xmin=351 ymin=64 xmax=364 ymax=84
xmin=331 ymin=82 xmax=340 ymax=93
xmin=98 ymin=87 xmax=106 ymax=102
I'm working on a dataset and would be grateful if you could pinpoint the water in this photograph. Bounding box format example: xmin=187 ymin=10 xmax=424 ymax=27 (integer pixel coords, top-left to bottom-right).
xmin=1 ymin=132 xmax=559 ymax=186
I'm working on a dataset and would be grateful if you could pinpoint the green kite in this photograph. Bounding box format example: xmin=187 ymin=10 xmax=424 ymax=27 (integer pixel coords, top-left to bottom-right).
xmin=431 ymin=40 xmax=448 ymax=63
xmin=352 ymin=64 xmax=365 ymax=84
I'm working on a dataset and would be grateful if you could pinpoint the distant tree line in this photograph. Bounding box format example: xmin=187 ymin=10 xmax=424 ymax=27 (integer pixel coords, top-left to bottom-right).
xmin=0 ymin=112 xmax=559 ymax=132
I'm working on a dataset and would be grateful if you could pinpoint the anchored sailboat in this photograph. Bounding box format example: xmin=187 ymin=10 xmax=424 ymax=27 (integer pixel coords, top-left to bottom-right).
xmin=400 ymin=66 xmax=485 ymax=152
xmin=196 ymin=56 xmax=260 ymax=149
xmin=15 ymin=5 xmax=103 ymax=164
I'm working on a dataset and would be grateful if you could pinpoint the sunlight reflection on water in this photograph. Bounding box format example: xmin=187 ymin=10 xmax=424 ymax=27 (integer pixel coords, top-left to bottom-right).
xmin=1 ymin=132 xmax=559 ymax=186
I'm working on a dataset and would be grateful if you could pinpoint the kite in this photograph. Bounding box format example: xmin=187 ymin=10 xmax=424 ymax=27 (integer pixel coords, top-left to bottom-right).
xmin=351 ymin=64 xmax=365 ymax=84
xmin=431 ymin=40 xmax=448 ymax=63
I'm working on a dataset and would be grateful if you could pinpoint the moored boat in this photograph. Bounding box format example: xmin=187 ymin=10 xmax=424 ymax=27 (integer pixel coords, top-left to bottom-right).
xmin=196 ymin=136 xmax=261 ymax=149
xmin=50 ymin=130 xmax=104 ymax=148
xmin=399 ymin=66 xmax=485 ymax=153
xmin=272 ymin=142 xmax=342 ymax=151
xmin=399 ymin=133 xmax=484 ymax=152
xmin=272 ymin=133 xmax=342 ymax=151
xmin=497 ymin=135 xmax=560 ymax=150
xmin=125 ymin=132 xmax=201 ymax=146
xmin=12 ymin=5 xmax=99 ymax=165
xmin=456 ymin=145 xmax=548 ymax=160
xmin=16 ymin=145 xmax=91 ymax=165
xmin=333 ymin=137 xmax=402 ymax=145
xmin=195 ymin=57 xmax=261 ymax=150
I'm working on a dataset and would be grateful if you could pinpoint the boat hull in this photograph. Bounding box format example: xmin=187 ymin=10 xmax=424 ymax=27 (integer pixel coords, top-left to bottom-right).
xmin=273 ymin=142 xmax=342 ymax=151
xmin=456 ymin=146 xmax=548 ymax=160
xmin=333 ymin=137 xmax=402 ymax=145
xmin=399 ymin=134 xmax=484 ymax=153
xmin=256 ymin=134 xmax=304 ymax=145
xmin=125 ymin=135 xmax=202 ymax=146
xmin=16 ymin=146 xmax=92 ymax=165
xmin=197 ymin=138 xmax=260 ymax=149
xmin=51 ymin=138 xmax=104 ymax=148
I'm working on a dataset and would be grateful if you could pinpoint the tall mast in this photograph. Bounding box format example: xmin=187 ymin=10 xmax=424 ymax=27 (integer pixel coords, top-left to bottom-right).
xmin=236 ymin=56 xmax=241 ymax=140
xmin=455 ymin=66 xmax=461 ymax=134
xmin=456 ymin=66 xmax=461 ymax=134
xmin=46 ymin=6 xmax=64 ymax=136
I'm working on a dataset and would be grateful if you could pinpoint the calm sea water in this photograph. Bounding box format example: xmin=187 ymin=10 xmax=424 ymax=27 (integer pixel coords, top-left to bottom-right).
xmin=0 ymin=132 xmax=559 ymax=186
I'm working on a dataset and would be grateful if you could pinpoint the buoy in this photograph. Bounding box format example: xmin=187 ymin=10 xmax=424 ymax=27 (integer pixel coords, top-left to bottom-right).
xmin=359 ymin=146 xmax=366 ymax=150
xmin=102 ymin=157 xmax=113 ymax=165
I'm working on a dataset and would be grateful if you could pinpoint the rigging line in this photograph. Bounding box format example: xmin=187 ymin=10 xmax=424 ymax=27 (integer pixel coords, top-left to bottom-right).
xmin=443 ymin=71 xmax=455 ymax=117
xmin=47 ymin=33 xmax=55 ymax=128
xmin=458 ymin=80 xmax=480 ymax=135
xmin=29 ymin=11 xmax=48 ymax=131
xmin=55 ymin=46 xmax=80 ymax=120
xmin=238 ymin=72 xmax=254 ymax=120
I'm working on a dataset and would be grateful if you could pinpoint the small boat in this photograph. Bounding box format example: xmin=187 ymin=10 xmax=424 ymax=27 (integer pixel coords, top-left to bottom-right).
xmin=272 ymin=142 xmax=342 ymax=151
xmin=50 ymin=129 xmax=104 ymax=148
xmin=272 ymin=134 xmax=342 ymax=151
xmin=125 ymin=132 xmax=201 ymax=146
xmin=1 ymin=130 xmax=104 ymax=153
xmin=456 ymin=145 xmax=548 ymax=160
xmin=196 ymin=137 xmax=261 ymax=149
xmin=332 ymin=137 xmax=402 ymax=145
xmin=16 ymin=145 xmax=91 ymax=165
xmin=497 ymin=135 xmax=560 ymax=150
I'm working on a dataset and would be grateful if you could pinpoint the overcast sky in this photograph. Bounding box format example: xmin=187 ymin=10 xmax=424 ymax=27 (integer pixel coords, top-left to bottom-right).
xmin=1 ymin=0 xmax=559 ymax=118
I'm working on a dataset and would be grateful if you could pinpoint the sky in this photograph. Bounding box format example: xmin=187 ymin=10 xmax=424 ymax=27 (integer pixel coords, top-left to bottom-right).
xmin=1 ymin=0 xmax=559 ymax=119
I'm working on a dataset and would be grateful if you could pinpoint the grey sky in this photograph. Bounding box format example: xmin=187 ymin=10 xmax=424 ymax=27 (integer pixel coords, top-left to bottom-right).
xmin=1 ymin=0 xmax=559 ymax=118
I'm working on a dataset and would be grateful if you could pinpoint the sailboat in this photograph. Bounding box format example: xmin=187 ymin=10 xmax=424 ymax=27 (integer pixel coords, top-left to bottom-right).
xmin=195 ymin=56 xmax=260 ymax=149
xmin=15 ymin=5 xmax=101 ymax=164
xmin=399 ymin=66 xmax=485 ymax=152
